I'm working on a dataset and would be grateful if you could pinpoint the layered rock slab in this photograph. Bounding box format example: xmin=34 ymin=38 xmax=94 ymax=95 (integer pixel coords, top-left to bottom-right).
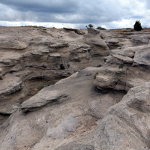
xmin=0 ymin=74 xmax=22 ymax=97
xmin=21 ymin=89 xmax=69 ymax=113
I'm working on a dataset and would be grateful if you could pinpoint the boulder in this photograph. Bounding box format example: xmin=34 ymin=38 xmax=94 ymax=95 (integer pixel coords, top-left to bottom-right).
xmin=94 ymin=66 xmax=128 ymax=91
xmin=86 ymin=37 xmax=108 ymax=49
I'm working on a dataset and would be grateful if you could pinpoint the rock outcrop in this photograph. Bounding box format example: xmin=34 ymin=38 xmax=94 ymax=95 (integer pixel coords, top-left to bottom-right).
xmin=0 ymin=27 xmax=150 ymax=150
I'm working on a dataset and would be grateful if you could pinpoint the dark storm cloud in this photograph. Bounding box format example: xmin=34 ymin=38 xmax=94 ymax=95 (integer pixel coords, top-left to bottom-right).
xmin=0 ymin=0 xmax=78 ymax=13
xmin=0 ymin=0 xmax=149 ymax=28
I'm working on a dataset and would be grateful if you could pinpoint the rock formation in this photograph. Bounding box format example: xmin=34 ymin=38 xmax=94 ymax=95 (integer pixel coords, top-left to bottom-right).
xmin=0 ymin=26 xmax=150 ymax=150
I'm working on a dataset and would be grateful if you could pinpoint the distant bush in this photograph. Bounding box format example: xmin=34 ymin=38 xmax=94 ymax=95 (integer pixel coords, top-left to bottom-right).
xmin=88 ymin=24 xmax=93 ymax=28
xmin=134 ymin=21 xmax=142 ymax=31
xmin=97 ymin=26 xmax=106 ymax=30
xmin=86 ymin=24 xmax=94 ymax=28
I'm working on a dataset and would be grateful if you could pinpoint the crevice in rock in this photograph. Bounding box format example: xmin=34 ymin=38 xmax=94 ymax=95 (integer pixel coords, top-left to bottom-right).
xmin=94 ymin=86 xmax=127 ymax=95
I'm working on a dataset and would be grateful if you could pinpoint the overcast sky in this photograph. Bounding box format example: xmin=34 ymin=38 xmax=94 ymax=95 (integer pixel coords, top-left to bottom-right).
xmin=0 ymin=0 xmax=149 ymax=28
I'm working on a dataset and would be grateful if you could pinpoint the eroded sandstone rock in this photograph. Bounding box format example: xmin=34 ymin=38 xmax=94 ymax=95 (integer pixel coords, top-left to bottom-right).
xmin=93 ymin=82 xmax=150 ymax=150
xmin=0 ymin=36 xmax=28 ymax=50
xmin=94 ymin=66 xmax=128 ymax=91
xmin=0 ymin=27 xmax=150 ymax=150
xmin=21 ymin=89 xmax=69 ymax=113
xmin=55 ymin=142 xmax=94 ymax=150
xmin=134 ymin=46 xmax=150 ymax=66
xmin=0 ymin=74 xmax=22 ymax=96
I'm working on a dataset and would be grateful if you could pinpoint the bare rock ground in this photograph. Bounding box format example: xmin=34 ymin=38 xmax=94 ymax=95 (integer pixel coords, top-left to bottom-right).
xmin=0 ymin=26 xmax=150 ymax=150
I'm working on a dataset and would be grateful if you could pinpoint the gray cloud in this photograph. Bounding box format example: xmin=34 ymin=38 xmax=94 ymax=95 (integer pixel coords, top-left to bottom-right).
xmin=0 ymin=0 xmax=78 ymax=13
xmin=0 ymin=0 xmax=149 ymax=28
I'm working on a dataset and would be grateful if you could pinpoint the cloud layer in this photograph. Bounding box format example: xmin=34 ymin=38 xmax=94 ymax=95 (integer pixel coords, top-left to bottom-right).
xmin=0 ymin=0 xmax=149 ymax=28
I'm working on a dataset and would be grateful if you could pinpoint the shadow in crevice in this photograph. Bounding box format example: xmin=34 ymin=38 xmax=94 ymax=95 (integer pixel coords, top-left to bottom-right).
xmin=94 ymin=86 xmax=127 ymax=95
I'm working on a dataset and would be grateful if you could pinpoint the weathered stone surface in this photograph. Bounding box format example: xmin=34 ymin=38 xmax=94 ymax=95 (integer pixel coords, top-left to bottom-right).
xmin=21 ymin=89 xmax=69 ymax=113
xmin=94 ymin=65 xmax=148 ymax=93
xmin=47 ymin=115 xmax=79 ymax=138
xmin=55 ymin=142 xmax=94 ymax=150
xmin=106 ymin=39 xmax=121 ymax=49
xmin=94 ymin=66 xmax=127 ymax=91
xmin=130 ymin=34 xmax=150 ymax=45
xmin=0 ymin=66 xmax=125 ymax=150
xmin=69 ymin=44 xmax=91 ymax=61
xmin=112 ymin=47 xmax=135 ymax=58
xmin=134 ymin=46 xmax=150 ymax=66
xmin=93 ymin=82 xmax=150 ymax=150
xmin=112 ymin=54 xmax=133 ymax=63
xmin=87 ymin=27 xmax=100 ymax=34
xmin=0 ymin=27 xmax=150 ymax=150
xmin=0 ymin=36 xmax=28 ymax=50
xmin=84 ymin=28 xmax=109 ymax=57
xmin=86 ymin=36 xmax=108 ymax=49
xmin=84 ymin=34 xmax=109 ymax=56
xmin=0 ymin=74 xmax=22 ymax=96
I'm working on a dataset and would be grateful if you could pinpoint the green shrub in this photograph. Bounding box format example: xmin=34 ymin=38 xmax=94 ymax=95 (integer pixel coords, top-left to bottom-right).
xmin=86 ymin=24 xmax=94 ymax=28
xmin=134 ymin=21 xmax=142 ymax=31
xmin=88 ymin=24 xmax=93 ymax=28
xmin=97 ymin=26 xmax=106 ymax=30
